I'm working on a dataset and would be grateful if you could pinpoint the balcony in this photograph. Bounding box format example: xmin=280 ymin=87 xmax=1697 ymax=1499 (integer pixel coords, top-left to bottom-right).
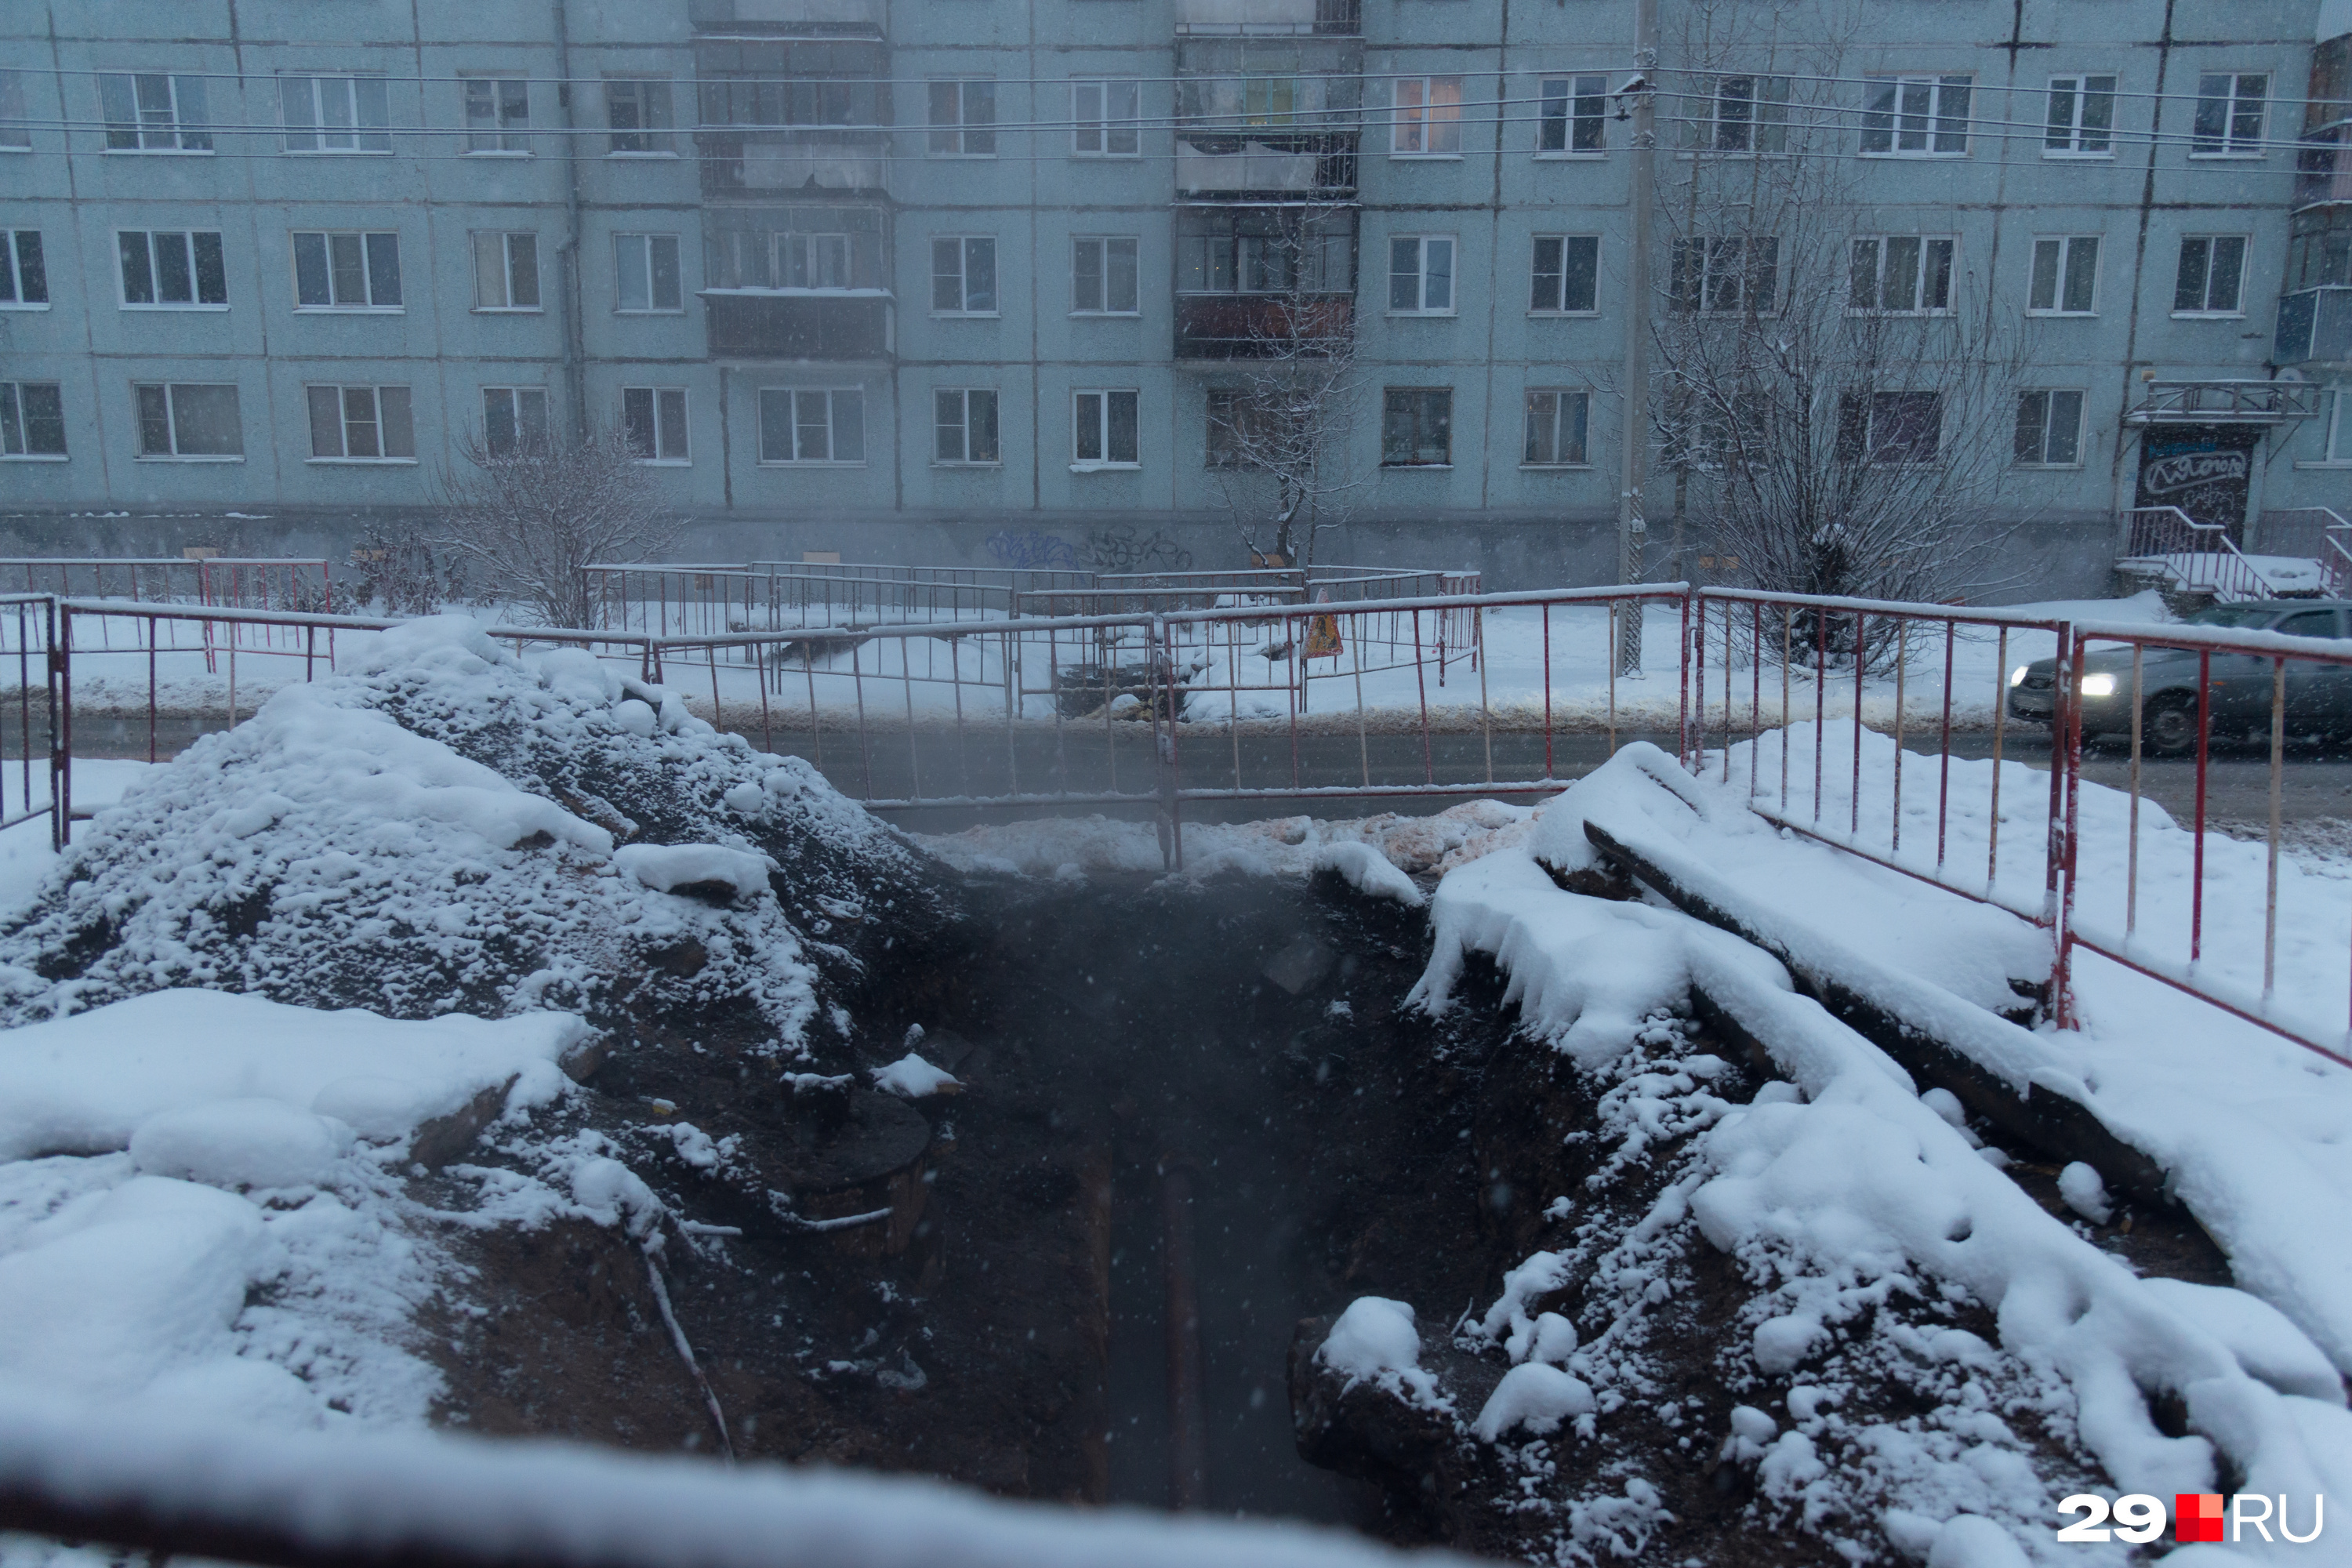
xmin=702 ymin=292 xmax=892 ymax=361
xmin=2277 ymin=288 xmax=2352 ymax=365
xmin=1176 ymin=141 xmax=1345 ymax=195
xmin=689 ymin=0 xmax=886 ymax=34
xmin=1175 ymin=295 xmax=1352 ymax=359
xmin=700 ymin=131 xmax=886 ymax=194
xmin=1174 ymin=0 xmax=1360 ymax=35
xmin=2123 ymin=379 xmax=2326 ymax=424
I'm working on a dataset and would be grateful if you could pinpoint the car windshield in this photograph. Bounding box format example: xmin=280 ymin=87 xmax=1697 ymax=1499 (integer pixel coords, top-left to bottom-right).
xmin=2182 ymin=604 xmax=2293 ymax=630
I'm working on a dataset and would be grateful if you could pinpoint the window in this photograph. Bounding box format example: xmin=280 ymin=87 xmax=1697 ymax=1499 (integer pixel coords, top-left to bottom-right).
xmin=1860 ymin=75 xmax=1972 ymax=157
xmin=2013 ymin=389 xmax=2085 ymax=466
xmin=928 ymin=80 xmax=996 ymax=156
xmin=2045 ymin=74 xmax=2115 ymax=156
xmin=622 ymin=387 xmax=689 ymax=463
xmin=1530 ymin=234 xmax=1599 ymax=313
xmin=935 ymin=389 xmax=1000 ymax=464
xmin=1381 ymin=388 xmax=1451 ymax=466
xmin=1 ymin=70 xmax=30 ymax=149
xmin=1242 ymin=77 xmax=1298 ymax=128
xmin=2028 ymin=236 xmax=2100 ymax=314
xmin=1669 ymin=237 xmax=1777 ymax=314
xmin=1073 ymin=80 xmax=1140 ymax=156
xmin=606 ymin=79 xmax=672 ymax=154
xmin=0 ymin=232 xmax=46 ymax=307
xmin=1392 ymin=77 xmax=1463 ymax=155
xmin=1523 ymin=390 xmax=1589 ymax=466
xmin=2173 ymin=234 xmax=2248 ymax=315
xmin=1838 ymin=390 xmax=1941 ymax=465
xmin=472 ymin=232 xmax=540 ymax=310
xmin=760 ymin=389 xmax=864 ymax=463
xmin=778 ymin=233 xmax=853 ymax=289
xmin=1073 ymin=389 xmax=1138 ymax=467
xmin=1538 ymin=75 xmax=1606 ymax=154
xmin=278 ymin=74 xmax=390 ymax=153
xmin=134 ymin=383 xmax=241 ymax=458
xmin=118 ymin=230 xmax=227 ymax=307
xmin=1388 ymin=235 xmax=1455 ymax=314
xmin=615 ymin=234 xmax=682 ymax=313
xmin=0 ymin=383 xmax=65 ymax=458
xmin=481 ymin=387 xmax=549 ymax=456
xmin=463 ymin=77 xmax=529 ymax=153
xmin=1177 ymin=213 xmax=1350 ymax=294
xmin=2192 ymin=73 xmax=2267 ymax=157
xmin=306 ymin=385 xmax=413 ymax=460
xmin=1072 ymin=237 xmax=1139 ymax=314
xmin=1205 ymin=390 xmax=1301 ymax=469
xmin=98 ymin=73 xmax=211 ymax=151
xmin=2310 ymin=390 xmax=2352 ymax=466
xmin=292 ymin=231 xmax=400 ymax=310
xmin=1849 ymin=235 xmax=1955 ymax=314
xmin=932 ymin=237 xmax=998 ymax=314
xmin=1690 ymin=75 xmax=1788 ymax=154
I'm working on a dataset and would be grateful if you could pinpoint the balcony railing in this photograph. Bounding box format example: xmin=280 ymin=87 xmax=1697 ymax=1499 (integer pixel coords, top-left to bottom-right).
xmin=2123 ymin=379 xmax=2326 ymax=424
xmin=689 ymin=0 xmax=887 ymax=31
xmin=698 ymin=130 xmax=887 ymax=194
xmin=1174 ymin=294 xmax=1352 ymax=359
xmin=2276 ymin=286 xmax=2352 ymax=364
xmin=702 ymin=292 xmax=892 ymax=361
xmin=1174 ymin=0 xmax=1360 ymax=34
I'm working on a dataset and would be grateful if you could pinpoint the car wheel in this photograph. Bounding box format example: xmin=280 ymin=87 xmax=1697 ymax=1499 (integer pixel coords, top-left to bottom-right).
xmin=2144 ymin=692 xmax=2199 ymax=757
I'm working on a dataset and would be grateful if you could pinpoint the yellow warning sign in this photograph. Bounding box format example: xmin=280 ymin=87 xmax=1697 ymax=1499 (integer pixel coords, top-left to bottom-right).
xmin=1304 ymin=612 xmax=1343 ymax=659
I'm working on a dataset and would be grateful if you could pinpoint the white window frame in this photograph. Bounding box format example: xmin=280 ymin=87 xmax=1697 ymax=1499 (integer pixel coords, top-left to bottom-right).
xmin=2027 ymin=234 xmax=2100 ymax=316
xmin=481 ymin=386 xmax=550 ymax=456
xmin=292 ymin=230 xmax=401 ymax=311
xmin=757 ymin=388 xmax=866 ymax=465
xmin=1071 ymin=388 xmax=1139 ymax=470
xmin=471 ymin=231 xmax=542 ymax=311
xmin=1 ymin=69 xmax=33 ymax=151
xmin=1670 ymin=236 xmax=1778 ymax=315
xmin=1846 ymin=390 xmax=1944 ymax=466
xmin=2013 ymin=388 xmax=2086 ymax=468
xmin=1536 ymin=75 xmax=1606 ymax=158
xmin=1848 ymin=234 xmax=1956 ymax=315
xmin=0 ymin=382 xmax=67 ymax=459
xmin=1522 ymin=388 xmax=1590 ymax=468
xmin=133 ymin=382 xmax=243 ymax=460
xmin=1071 ymin=236 xmax=1140 ymax=315
xmin=1690 ymin=75 xmax=1789 ymax=154
xmin=0 ymin=230 xmax=47 ymax=310
xmin=117 ymin=229 xmax=228 ymax=310
xmin=778 ymin=232 xmax=854 ymax=291
xmin=614 ymin=233 xmax=684 ymax=313
xmin=463 ymin=75 xmax=531 ymax=154
xmin=99 ymin=73 xmax=211 ymax=153
xmin=934 ymin=387 xmax=1001 ymax=466
xmin=2191 ymin=72 xmax=2267 ymax=158
xmin=306 ymin=383 xmax=415 ymax=463
xmin=1860 ymin=74 xmax=1973 ymax=158
xmin=1391 ymin=76 xmax=1463 ymax=158
xmin=2044 ymin=74 xmax=2116 ymax=158
xmin=1388 ymin=234 xmax=1456 ymax=315
xmin=1381 ymin=387 xmax=1453 ymax=468
xmin=278 ymin=73 xmax=391 ymax=154
xmin=1072 ymin=79 xmax=1141 ymax=158
xmin=2300 ymin=390 xmax=2352 ymax=468
xmin=928 ymin=79 xmax=996 ymax=158
xmin=605 ymin=78 xmax=674 ymax=155
xmin=931 ymin=235 xmax=999 ymax=316
xmin=2172 ymin=234 xmax=2249 ymax=317
xmin=1529 ymin=234 xmax=1599 ymax=315
xmin=622 ymin=386 xmax=691 ymax=463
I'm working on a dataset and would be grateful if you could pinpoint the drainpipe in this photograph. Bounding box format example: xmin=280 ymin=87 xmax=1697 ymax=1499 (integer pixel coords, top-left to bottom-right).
xmin=552 ymin=0 xmax=590 ymax=441
xmin=1614 ymin=0 xmax=1658 ymax=673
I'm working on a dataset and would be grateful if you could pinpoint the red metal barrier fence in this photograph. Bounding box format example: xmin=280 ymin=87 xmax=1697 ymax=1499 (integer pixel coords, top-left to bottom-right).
xmin=14 ymin=583 xmax=2352 ymax=1065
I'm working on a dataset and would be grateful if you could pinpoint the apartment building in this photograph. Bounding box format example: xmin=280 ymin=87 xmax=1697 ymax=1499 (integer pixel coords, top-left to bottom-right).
xmin=0 ymin=0 xmax=2346 ymax=590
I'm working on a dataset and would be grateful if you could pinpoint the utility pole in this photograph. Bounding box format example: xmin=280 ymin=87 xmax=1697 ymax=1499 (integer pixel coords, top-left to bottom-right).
xmin=1614 ymin=0 xmax=1658 ymax=675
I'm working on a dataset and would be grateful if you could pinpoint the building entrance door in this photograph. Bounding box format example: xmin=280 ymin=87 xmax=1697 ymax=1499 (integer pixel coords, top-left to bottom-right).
xmin=2135 ymin=425 xmax=2261 ymax=542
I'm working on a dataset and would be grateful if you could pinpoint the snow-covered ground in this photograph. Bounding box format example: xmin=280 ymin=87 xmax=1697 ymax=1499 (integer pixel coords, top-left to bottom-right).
xmin=14 ymin=592 xmax=2166 ymax=737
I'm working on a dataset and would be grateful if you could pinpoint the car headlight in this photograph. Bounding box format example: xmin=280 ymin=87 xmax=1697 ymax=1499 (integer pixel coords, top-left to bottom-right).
xmin=2009 ymin=666 xmax=2029 ymax=688
xmin=2080 ymin=673 xmax=2117 ymax=698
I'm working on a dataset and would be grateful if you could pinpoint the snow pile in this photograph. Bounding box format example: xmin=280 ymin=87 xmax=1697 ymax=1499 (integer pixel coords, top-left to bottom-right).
xmin=0 ymin=617 xmax=946 ymax=1058
xmin=1316 ymin=1297 xmax=1449 ymax=1412
xmin=869 ymin=1053 xmax=959 ymax=1098
xmin=0 ymin=991 xmax=589 ymax=1431
xmin=1413 ymin=749 xmax=2352 ymax=1563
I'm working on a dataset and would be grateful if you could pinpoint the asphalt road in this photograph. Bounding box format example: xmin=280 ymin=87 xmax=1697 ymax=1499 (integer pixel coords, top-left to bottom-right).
xmin=25 ymin=713 xmax=2352 ymax=838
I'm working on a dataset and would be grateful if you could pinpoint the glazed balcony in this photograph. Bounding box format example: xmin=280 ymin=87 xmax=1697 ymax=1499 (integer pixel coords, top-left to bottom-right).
xmin=702 ymin=292 xmax=893 ymax=361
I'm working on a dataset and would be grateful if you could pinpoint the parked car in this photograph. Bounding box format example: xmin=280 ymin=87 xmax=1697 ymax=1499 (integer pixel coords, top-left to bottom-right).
xmin=2005 ymin=601 xmax=2352 ymax=755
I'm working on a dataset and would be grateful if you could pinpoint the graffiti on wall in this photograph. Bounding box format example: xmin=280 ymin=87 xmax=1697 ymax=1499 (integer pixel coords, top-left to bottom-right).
xmin=983 ymin=527 xmax=1196 ymax=573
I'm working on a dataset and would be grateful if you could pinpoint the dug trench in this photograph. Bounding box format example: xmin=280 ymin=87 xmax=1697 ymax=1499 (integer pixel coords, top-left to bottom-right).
xmin=413 ymin=858 xmax=2234 ymax=1563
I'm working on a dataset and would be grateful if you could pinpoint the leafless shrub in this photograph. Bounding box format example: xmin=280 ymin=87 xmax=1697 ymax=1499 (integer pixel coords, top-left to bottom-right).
xmin=437 ymin=428 xmax=680 ymax=630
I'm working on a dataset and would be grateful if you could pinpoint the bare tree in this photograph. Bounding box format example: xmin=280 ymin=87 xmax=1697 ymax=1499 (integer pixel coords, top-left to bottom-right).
xmin=1203 ymin=217 xmax=1367 ymax=569
xmin=1650 ymin=1 xmax=2029 ymax=659
xmin=437 ymin=428 xmax=680 ymax=629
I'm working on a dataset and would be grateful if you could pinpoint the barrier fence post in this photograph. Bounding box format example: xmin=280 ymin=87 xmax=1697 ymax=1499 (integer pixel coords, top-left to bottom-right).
xmin=2054 ymin=628 xmax=2085 ymax=1030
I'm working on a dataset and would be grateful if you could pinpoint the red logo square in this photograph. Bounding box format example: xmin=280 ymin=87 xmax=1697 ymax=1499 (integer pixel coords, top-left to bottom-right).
xmin=2176 ymin=1494 xmax=2226 ymax=1544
